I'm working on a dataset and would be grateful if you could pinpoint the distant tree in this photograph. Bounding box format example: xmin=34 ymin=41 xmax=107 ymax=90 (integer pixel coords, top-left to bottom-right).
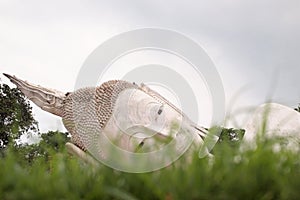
xmin=295 ymin=104 xmax=300 ymax=113
xmin=15 ymin=131 xmax=70 ymax=164
xmin=218 ymin=127 xmax=245 ymax=145
xmin=39 ymin=131 xmax=70 ymax=151
xmin=0 ymin=83 xmax=38 ymax=149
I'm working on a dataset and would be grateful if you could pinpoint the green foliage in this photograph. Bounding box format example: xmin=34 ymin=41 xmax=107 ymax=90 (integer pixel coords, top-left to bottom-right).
xmin=295 ymin=104 xmax=300 ymax=113
xmin=39 ymin=130 xmax=70 ymax=152
xmin=1 ymin=81 xmax=300 ymax=199
xmin=10 ymin=131 xmax=70 ymax=164
xmin=0 ymin=83 xmax=38 ymax=149
xmin=0 ymin=136 xmax=299 ymax=199
xmin=218 ymin=127 xmax=245 ymax=145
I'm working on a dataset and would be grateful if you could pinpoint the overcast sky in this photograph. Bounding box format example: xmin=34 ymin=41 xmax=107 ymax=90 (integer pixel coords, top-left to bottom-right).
xmin=0 ymin=0 xmax=299 ymax=132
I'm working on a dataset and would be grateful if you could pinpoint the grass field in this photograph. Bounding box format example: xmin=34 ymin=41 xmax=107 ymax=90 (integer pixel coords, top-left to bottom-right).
xmin=0 ymin=132 xmax=299 ymax=200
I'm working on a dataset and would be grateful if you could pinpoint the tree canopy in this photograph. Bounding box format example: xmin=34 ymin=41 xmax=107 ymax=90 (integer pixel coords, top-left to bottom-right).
xmin=0 ymin=82 xmax=69 ymax=161
xmin=295 ymin=104 xmax=300 ymax=113
xmin=0 ymin=83 xmax=38 ymax=149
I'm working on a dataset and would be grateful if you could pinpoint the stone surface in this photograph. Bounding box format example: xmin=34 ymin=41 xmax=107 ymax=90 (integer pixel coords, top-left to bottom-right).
xmin=244 ymin=103 xmax=300 ymax=144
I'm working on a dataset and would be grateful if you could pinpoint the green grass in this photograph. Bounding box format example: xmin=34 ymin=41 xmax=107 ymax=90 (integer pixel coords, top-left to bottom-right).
xmin=0 ymin=135 xmax=299 ymax=200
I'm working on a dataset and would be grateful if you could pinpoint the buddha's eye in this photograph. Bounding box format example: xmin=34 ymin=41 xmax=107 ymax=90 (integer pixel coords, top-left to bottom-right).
xmin=157 ymin=105 xmax=164 ymax=115
xmin=158 ymin=109 xmax=162 ymax=115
